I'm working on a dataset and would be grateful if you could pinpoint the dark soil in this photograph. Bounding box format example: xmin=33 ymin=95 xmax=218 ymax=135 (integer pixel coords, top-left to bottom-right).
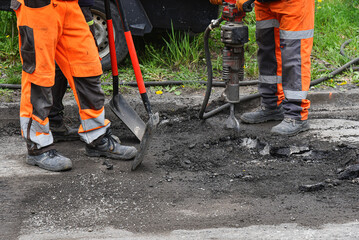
xmin=1 ymin=88 xmax=359 ymax=239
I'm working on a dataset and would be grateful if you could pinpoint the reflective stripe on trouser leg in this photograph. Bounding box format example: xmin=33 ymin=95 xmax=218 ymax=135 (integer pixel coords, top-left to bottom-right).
xmin=72 ymin=75 xmax=109 ymax=144
xmin=73 ymin=75 xmax=109 ymax=144
xmin=78 ymin=110 xmax=111 ymax=144
xmin=20 ymin=117 xmax=53 ymax=149
xmin=20 ymin=81 xmax=54 ymax=149
xmin=256 ymin=18 xmax=284 ymax=109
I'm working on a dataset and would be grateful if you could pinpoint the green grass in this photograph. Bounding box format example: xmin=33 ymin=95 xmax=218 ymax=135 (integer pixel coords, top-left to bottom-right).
xmin=0 ymin=11 xmax=21 ymax=85
xmin=311 ymin=0 xmax=359 ymax=86
xmin=1 ymin=1 xmax=358 ymax=91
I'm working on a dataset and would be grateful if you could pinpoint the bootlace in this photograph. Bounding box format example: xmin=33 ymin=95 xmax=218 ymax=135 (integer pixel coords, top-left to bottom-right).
xmin=48 ymin=149 xmax=58 ymax=157
xmin=283 ymin=118 xmax=296 ymax=125
xmin=103 ymin=129 xmax=119 ymax=150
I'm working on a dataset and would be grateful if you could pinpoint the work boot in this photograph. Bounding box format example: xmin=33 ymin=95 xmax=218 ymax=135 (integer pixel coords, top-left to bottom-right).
xmin=50 ymin=122 xmax=80 ymax=142
xmin=85 ymin=128 xmax=137 ymax=160
xmin=26 ymin=149 xmax=72 ymax=172
xmin=240 ymin=106 xmax=284 ymax=124
xmin=271 ymin=118 xmax=310 ymax=136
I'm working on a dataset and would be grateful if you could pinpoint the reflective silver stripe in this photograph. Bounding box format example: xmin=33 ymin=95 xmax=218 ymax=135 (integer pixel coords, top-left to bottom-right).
xmin=20 ymin=117 xmax=53 ymax=149
xmin=81 ymin=111 xmax=106 ymax=132
xmin=259 ymin=75 xmax=282 ymax=84
xmin=284 ymin=90 xmax=308 ymax=100
xmin=256 ymin=19 xmax=279 ymax=29
xmin=79 ymin=123 xmax=110 ymax=144
xmin=280 ymin=29 xmax=314 ymax=40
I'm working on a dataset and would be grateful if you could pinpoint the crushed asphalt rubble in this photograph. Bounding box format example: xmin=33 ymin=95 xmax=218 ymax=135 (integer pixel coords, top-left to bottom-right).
xmin=1 ymin=84 xmax=359 ymax=239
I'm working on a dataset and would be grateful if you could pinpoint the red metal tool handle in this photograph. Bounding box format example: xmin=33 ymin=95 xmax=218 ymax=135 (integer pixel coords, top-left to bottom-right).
xmin=124 ymin=31 xmax=146 ymax=94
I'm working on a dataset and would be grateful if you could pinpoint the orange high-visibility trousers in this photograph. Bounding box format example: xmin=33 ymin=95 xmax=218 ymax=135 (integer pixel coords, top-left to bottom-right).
xmin=255 ymin=0 xmax=315 ymax=120
xmin=12 ymin=0 xmax=110 ymax=154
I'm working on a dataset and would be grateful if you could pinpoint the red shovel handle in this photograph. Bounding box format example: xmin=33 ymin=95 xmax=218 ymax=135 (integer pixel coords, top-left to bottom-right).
xmin=115 ymin=0 xmax=153 ymax=114
xmin=124 ymin=31 xmax=146 ymax=95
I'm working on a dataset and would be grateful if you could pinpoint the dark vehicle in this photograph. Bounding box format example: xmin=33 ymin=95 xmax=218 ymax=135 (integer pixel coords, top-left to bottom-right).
xmin=0 ymin=0 xmax=218 ymax=70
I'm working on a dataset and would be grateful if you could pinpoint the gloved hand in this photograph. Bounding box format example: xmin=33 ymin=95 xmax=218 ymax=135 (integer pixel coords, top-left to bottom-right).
xmin=209 ymin=0 xmax=223 ymax=5
xmin=236 ymin=0 xmax=255 ymax=12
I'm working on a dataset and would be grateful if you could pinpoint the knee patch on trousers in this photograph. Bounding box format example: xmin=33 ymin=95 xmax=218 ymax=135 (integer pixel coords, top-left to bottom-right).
xmin=19 ymin=26 xmax=36 ymax=74
xmin=74 ymin=76 xmax=105 ymax=111
xmin=31 ymin=83 xmax=53 ymax=121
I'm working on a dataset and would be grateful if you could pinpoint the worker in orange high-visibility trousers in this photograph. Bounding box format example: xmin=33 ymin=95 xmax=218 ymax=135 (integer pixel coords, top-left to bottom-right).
xmin=237 ymin=0 xmax=315 ymax=136
xmin=11 ymin=0 xmax=137 ymax=172
xmin=48 ymin=0 xmax=98 ymax=142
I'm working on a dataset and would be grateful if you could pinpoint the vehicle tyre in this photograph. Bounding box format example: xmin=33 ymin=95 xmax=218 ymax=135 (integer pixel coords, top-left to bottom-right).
xmin=92 ymin=0 xmax=128 ymax=71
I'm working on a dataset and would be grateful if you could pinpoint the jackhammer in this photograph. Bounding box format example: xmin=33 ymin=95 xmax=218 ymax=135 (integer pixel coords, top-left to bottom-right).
xmin=199 ymin=0 xmax=255 ymax=132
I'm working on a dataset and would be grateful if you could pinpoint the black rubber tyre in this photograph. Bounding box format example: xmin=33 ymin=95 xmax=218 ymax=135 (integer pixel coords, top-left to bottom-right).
xmin=92 ymin=0 xmax=128 ymax=71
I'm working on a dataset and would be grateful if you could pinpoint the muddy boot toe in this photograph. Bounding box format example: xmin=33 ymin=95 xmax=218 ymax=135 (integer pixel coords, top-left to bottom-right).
xmin=240 ymin=106 xmax=284 ymax=124
xmin=271 ymin=118 xmax=310 ymax=136
xmin=86 ymin=129 xmax=137 ymax=160
xmin=26 ymin=149 xmax=72 ymax=172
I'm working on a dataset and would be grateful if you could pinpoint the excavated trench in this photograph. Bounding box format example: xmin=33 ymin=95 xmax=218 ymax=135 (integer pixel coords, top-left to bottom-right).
xmin=1 ymin=91 xmax=359 ymax=239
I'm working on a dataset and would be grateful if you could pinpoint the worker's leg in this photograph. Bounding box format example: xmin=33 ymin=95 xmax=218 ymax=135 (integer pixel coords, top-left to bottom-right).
xmin=49 ymin=5 xmax=97 ymax=142
xmin=12 ymin=1 xmax=72 ymax=171
xmin=48 ymin=63 xmax=80 ymax=142
xmin=49 ymin=64 xmax=67 ymax=126
xmin=55 ymin=1 xmax=137 ymax=159
xmin=270 ymin=0 xmax=314 ymax=135
xmin=240 ymin=2 xmax=284 ymax=124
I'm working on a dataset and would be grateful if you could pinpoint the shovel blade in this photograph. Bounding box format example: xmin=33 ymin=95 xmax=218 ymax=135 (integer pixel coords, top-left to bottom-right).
xmin=131 ymin=112 xmax=159 ymax=171
xmin=109 ymin=94 xmax=146 ymax=141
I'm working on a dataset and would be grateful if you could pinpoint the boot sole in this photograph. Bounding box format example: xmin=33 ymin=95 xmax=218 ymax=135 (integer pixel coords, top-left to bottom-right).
xmin=26 ymin=157 xmax=72 ymax=172
xmin=85 ymin=148 xmax=135 ymax=161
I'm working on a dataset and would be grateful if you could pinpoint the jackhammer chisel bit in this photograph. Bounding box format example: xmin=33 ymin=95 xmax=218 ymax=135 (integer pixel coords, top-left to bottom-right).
xmin=225 ymin=103 xmax=240 ymax=133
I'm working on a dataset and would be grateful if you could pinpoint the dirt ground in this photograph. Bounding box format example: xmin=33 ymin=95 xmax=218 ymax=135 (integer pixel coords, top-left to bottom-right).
xmin=1 ymin=86 xmax=359 ymax=239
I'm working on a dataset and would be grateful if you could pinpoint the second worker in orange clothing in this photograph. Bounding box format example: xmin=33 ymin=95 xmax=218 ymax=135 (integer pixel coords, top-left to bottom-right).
xmin=238 ymin=0 xmax=315 ymax=136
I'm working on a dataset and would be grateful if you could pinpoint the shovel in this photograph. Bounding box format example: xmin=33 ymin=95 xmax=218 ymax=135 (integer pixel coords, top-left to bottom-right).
xmin=106 ymin=0 xmax=159 ymax=170
xmin=114 ymin=0 xmax=159 ymax=171
xmin=104 ymin=0 xmax=146 ymax=141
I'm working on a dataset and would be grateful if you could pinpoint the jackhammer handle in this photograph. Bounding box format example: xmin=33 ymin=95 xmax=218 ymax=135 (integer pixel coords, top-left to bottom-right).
xmin=242 ymin=0 xmax=255 ymax=12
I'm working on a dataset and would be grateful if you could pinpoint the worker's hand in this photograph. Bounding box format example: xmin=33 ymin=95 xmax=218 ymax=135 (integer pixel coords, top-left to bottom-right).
xmin=209 ymin=0 xmax=223 ymax=5
xmin=236 ymin=0 xmax=255 ymax=12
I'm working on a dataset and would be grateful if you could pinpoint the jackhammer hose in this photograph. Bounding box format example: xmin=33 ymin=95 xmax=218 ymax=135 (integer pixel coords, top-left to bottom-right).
xmin=0 ymin=80 xmax=258 ymax=90
xmin=340 ymin=39 xmax=353 ymax=60
xmin=199 ymin=18 xmax=224 ymax=119
xmin=310 ymin=56 xmax=359 ymax=86
xmin=198 ymin=26 xmax=215 ymax=119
